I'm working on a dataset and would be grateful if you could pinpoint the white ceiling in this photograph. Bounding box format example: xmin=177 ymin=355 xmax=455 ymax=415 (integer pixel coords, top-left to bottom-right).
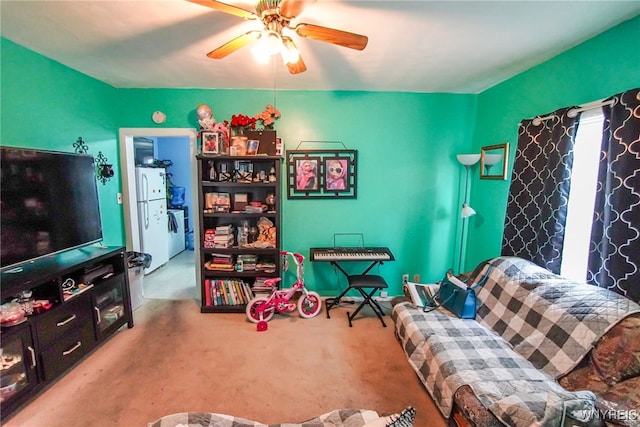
xmin=1 ymin=1 xmax=638 ymax=93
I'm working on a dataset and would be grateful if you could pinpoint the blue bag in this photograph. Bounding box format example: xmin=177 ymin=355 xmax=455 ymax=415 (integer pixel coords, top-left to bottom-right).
xmin=424 ymin=264 xmax=493 ymax=319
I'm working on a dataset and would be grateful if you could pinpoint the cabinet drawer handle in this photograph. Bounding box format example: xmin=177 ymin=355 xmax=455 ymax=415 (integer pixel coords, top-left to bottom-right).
xmin=62 ymin=341 xmax=82 ymax=356
xmin=94 ymin=307 xmax=101 ymax=324
xmin=28 ymin=346 xmax=37 ymax=369
xmin=56 ymin=314 xmax=77 ymax=327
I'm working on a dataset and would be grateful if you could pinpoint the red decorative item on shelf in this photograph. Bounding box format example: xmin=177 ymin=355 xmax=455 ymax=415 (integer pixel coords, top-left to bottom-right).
xmin=230 ymin=114 xmax=256 ymax=135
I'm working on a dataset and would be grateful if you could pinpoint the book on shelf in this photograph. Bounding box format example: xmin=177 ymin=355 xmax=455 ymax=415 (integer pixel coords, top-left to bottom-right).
xmin=224 ymin=281 xmax=236 ymax=305
xmin=404 ymin=282 xmax=440 ymax=308
xmin=237 ymin=254 xmax=258 ymax=271
xmin=256 ymin=260 xmax=276 ymax=273
xmin=205 ymin=279 xmax=212 ymax=306
xmin=211 ymin=253 xmax=232 ymax=262
xmin=215 ymin=224 xmax=234 ymax=234
xmin=204 ymin=255 xmax=235 ymax=271
xmin=244 ymin=204 xmax=267 ymax=213
xmin=234 ymin=281 xmax=246 ymax=304
xmin=252 ymin=277 xmax=276 ymax=294
xmin=206 ymin=279 xmax=254 ymax=306
xmin=241 ymin=282 xmax=254 ymax=303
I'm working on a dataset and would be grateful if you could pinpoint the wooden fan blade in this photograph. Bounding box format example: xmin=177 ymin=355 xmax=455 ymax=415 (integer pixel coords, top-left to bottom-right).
xmin=207 ymin=31 xmax=261 ymax=59
xmin=279 ymin=0 xmax=316 ymax=19
xmin=294 ymin=23 xmax=368 ymax=50
xmin=186 ymin=0 xmax=258 ymax=20
xmin=285 ymin=54 xmax=307 ymax=74
xmin=281 ymin=37 xmax=306 ymax=74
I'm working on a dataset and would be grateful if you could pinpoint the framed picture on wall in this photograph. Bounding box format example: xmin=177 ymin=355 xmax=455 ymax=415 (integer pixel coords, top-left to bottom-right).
xmin=323 ymin=157 xmax=350 ymax=192
xmin=286 ymin=149 xmax=357 ymax=199
xmin=294 ymin=157 xmax=320 ymax=192
xmin=201 ymin=131 xmax=220 ymax=154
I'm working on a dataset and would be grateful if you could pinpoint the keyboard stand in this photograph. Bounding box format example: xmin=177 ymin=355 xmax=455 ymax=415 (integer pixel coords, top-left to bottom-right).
xmin=324 ymin=260 xmax=388 ymax=327
xmin=345 ymin=274 xmax=388 ymax=327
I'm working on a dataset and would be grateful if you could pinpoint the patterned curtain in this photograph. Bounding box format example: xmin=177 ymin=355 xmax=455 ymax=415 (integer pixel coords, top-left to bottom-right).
xmin=502 ymin=107 xmax=580 ymax=273
xmin=587 ymin=88 xmax=640 ymax=304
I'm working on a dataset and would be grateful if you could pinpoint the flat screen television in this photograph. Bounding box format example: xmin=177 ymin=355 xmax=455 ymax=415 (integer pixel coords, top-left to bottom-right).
xmin=1 ymin=147 xmax=103 ymax=271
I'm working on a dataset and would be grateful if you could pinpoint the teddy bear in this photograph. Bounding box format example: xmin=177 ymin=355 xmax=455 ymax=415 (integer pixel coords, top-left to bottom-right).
xmin=256 ymin=217 xmax=276 ymax=248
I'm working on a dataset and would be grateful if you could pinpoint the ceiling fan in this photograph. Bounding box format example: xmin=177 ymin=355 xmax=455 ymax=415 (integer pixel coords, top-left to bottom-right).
xmin=187 ymin=0 xmax=368 ymax=74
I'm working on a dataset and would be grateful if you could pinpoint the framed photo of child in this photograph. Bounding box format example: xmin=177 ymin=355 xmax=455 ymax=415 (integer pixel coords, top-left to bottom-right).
xmin=201 ymin=131 xmax=220 ymax=154
xmin=294 ymin=158 xmax=320 ymax=192
xmin=323 ymin=158 xmax=350 ymax=192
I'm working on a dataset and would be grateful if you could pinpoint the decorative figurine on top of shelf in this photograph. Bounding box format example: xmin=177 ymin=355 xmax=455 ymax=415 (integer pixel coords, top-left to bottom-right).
xmin=196 ymin=104 xmax=215 ymax=131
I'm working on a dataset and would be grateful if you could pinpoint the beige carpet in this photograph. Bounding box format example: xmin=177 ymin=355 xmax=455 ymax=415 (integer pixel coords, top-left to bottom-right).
xmin=4 ymin=299 xmax=446 ymax=427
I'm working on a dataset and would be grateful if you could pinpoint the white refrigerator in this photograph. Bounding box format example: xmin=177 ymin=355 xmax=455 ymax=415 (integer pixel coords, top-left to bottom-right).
xmin=136 ymin=167 xmax=169 ymax=274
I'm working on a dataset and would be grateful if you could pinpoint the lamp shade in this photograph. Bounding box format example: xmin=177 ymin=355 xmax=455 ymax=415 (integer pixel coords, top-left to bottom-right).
xmin=483 ymin=153 xmax=502 ymax=166
xmin=457 ymin=154 xmax=481 ymax=166
xmin=461 ymin=203 xmax=476 ymax=218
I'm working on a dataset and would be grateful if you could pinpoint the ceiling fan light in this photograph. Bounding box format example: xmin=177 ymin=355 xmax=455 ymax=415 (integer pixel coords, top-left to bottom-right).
xmin=251 ymin=42 xmax=272 ymax=64
xmin=280 ymin=37 xmax=300 ymax=64
xmin=264 ymin=30 xmax=282 ymax=55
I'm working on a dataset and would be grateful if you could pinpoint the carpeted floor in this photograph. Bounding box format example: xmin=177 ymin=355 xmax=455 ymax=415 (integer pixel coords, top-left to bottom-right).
xmin=3 ymin=298 xmax=446 ymax=427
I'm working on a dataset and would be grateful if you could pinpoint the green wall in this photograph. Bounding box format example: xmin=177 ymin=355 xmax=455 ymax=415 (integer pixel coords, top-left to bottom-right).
xmin=465 ymin=15 xmax=640 ymax=271
xmin=1 ymin=38 xmax=125 ymax=247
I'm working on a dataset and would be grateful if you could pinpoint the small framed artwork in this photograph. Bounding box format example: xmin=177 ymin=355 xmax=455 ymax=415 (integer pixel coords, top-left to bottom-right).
xmin=286 ymin=149 xmax=357 ymax=199
xmin=323 ymin=157 xmax=350 ymax=192
xmin=202 ymin=131 xmax=220 ymax=154
xmin=480 ymin=142 xmax=509 ymax=180
xmin=294 ymin=157 xmax=321 ymax=192
xmin=246 ymin=139 xmax=260 ymax=156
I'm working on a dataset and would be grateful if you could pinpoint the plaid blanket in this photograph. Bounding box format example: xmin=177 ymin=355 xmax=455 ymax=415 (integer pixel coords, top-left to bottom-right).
xmin=476 ymin=257 xmax=640 ymax=378
xmin=148 ymin=409 xmax=381 ymax=427
xmin=392 ymin=303 xmax=596 ymax=426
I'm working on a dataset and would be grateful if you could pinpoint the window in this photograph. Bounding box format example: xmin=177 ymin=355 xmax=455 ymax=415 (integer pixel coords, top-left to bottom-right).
xmin=560 ymin=110 xmax=604 ymax=281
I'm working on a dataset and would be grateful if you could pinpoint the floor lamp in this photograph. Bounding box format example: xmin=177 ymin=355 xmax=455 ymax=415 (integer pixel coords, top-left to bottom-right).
xmin=456 ymin=154 xmax=480 ymax=274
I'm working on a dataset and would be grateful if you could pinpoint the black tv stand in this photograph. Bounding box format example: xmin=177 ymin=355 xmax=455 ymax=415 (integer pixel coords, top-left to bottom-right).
xmin=0 ymin=246 xmax=133 ymax=419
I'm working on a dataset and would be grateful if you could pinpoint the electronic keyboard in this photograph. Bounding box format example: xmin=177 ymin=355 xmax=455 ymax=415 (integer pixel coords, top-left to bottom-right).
xmin=310 ymin=247 xmax=395 ymax=262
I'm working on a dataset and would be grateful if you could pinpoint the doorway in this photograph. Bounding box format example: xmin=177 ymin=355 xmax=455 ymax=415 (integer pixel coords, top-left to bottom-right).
xmin=118 ymin=128 xmax=200 ymax=304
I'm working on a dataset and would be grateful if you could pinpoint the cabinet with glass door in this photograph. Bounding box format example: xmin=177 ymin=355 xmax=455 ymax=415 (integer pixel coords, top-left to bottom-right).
xmin=0 ymin=322 xmax=38 ymax=415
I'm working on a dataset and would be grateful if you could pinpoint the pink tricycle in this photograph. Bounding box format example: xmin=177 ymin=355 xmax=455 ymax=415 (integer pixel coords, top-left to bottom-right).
xmin=245 ymin=251 xmax=322 ymax=331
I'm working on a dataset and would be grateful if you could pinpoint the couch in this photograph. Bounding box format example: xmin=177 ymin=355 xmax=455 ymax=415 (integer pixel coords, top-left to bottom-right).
xmin=391 ymin=256 xmax=640 ymax=427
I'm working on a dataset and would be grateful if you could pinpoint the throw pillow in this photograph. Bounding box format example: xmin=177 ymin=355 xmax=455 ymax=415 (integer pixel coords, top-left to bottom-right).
xmin=362 ymin=407 xmax=416 ymax=427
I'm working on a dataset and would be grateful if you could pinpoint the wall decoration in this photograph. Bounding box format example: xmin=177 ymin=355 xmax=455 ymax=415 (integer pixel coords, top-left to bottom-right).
xmin=95 ymin=151 xmax=114 ymax=185
xmin=480 ymin=142 xmax=509 ymax=180
xmin=323 ymin=157 xmax=350 ymax=192
xmin=286 ymin=149 xmax=357 ymax=199
xmin=73 ymin=136 xmax=89 ymax=154
xmin=201 ymin=131 xmax=221 ymax=154
xmin=294 ymin=157 xmax=320 ymax=192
